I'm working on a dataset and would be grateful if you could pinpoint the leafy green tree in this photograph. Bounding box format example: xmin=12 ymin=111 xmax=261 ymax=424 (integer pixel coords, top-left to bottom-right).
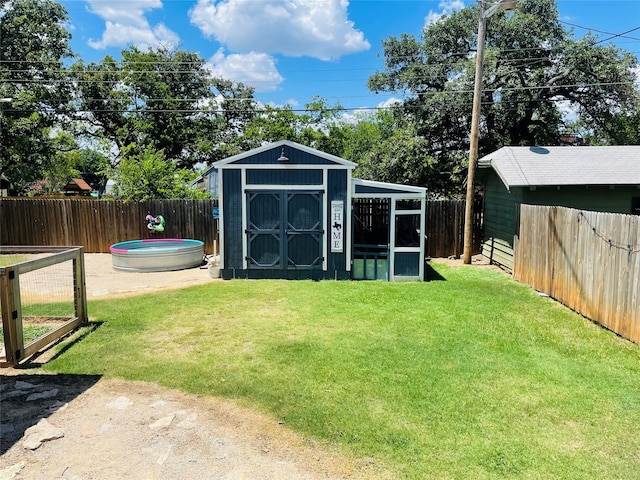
xmin=0 ymin=0 xmax=75 ymax=194
xmin=368 ymin=0 xmax=639 ymax=195
xmin=111 ymin=147 xmax=209 ymax=201
xmin=72 ymin=46 xmax=258 ymax=174
xmin=603 ymin=108 xmax=640 ymax=145
xmin=241 ymin=97 xmax=344 ymax=152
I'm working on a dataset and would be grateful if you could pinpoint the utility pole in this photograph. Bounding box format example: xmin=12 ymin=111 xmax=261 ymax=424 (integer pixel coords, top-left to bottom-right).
xmin=463 ymin=0 xmax=517 ymax=264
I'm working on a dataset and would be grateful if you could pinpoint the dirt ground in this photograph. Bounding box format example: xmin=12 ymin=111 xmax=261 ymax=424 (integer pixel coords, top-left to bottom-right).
xmin=1 ymin=255 xmax=391 ymax=480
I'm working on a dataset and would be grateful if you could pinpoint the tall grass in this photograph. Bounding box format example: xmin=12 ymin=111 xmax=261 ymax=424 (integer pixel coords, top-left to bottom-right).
xmin=45 ymin=264 xmax=640 ymax=479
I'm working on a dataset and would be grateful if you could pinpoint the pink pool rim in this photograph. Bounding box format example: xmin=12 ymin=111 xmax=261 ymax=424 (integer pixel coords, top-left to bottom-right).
xmin=109 ymin=239 xmax=204 ymax=272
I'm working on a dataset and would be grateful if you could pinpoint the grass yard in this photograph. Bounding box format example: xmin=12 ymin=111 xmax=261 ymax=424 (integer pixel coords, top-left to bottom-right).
xmin=43 ymin=263 xmax=640 ymax=479
xmin=0 ymin=254 xmax=30 ymax=266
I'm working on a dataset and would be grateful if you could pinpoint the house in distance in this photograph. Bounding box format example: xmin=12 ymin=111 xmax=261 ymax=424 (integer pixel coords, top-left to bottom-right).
xmin=477 ymin=145 xmax=640 ymax=271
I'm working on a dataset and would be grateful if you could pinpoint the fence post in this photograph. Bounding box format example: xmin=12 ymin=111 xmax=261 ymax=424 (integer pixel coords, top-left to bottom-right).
xmin=0 ymin=265 xmax=23 ymax=366
xmin=73 ymin=247 xmax=88 ymax=326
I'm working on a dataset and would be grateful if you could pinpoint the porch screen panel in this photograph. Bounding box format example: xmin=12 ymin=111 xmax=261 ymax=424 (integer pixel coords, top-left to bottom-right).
xmin=286 ymin=192 xmax=323 ymax=269
xmin=247 ymin=192 xmax=282 ymax=268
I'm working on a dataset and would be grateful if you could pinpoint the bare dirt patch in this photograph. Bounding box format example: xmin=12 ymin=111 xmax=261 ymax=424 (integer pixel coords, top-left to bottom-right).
xmin=1 ymin=374 xmax=385 ymax=480
xmin=1 ymin=255 xmax=389 ymax=480
xmin=429 ymin=253 xmax=503 ymax=270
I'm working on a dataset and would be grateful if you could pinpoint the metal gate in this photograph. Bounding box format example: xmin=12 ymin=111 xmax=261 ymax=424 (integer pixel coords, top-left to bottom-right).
xmin=246 ymin=191 xmax=323 ymax=270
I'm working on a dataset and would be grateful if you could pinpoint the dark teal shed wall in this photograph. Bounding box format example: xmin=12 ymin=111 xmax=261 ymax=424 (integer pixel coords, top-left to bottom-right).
xmin=231 ymin=145 xmax=335 ymax=165
xmin=219 ymin=148 xmax=352 ymax=279
xmin=222 ymin=169 xmax=243 ymax=269
xmin=246 ymin=169 xmax=323 ymax=185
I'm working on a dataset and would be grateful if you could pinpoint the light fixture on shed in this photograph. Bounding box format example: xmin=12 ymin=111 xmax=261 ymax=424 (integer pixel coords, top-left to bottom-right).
xmin=277 ymin=148 xmax=289 ymax=162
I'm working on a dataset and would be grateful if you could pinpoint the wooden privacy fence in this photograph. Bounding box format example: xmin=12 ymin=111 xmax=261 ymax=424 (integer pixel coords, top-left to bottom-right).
xmin=0 ymin=198 xmax=219 ymax=254
xmin=425 ymin=197 xmax=483 ymax=258
xmin=514 ymin=205 xmax=640 ymax=344
xmin=0 ymin=197 xmax=481 ymax=258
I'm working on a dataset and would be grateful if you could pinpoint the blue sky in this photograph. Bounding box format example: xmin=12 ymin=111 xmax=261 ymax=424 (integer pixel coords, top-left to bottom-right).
xmin=59 ymin=0 xmax=640 ymax=112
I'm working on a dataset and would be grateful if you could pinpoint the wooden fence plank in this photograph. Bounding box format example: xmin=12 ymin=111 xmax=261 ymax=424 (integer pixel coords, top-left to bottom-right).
xmin=1 ymin=198 xmax=481 ymax=259
xmin=514 ymin=205 xmax=640 ymax=345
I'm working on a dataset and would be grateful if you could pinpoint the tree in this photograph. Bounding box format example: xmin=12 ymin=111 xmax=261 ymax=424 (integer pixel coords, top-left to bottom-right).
xmin=241 ymin=97 xmax=344 ymax=153
xmin=368 ymin=0 xmax=639 ymax=195
xmin=72 ymin=46 xmax=258 ymax=175
xmin=111 ymin=147 xmax=209 ymax=201
xmin=0 ymin=0 xmax=75 ymax=194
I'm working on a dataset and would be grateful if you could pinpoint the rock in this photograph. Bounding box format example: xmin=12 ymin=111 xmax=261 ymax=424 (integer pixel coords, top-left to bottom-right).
xmin=0 ymin=461 xmax=26 ymax=480
xmin=14 ymin=381 xmax=36 ymax=390
xmin=26 ymin=389 xmax=59 ymax=402
xmin=107 ymin=396 xmax=133 ymax=410
xmin=0 ymin=423 xmax=15 ymax=436
xmin=0 ymin=390 xmax=27 ymax=401
xmin=22 ymin=418 xmax=64 ymax=450
xmin=150 ymin=414 xmax=175 ymax=430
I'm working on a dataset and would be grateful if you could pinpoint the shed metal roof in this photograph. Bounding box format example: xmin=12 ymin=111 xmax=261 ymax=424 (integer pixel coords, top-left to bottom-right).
xmin=352 ymin=179 xmax=426 ymax=197
xmin=478 ymin=146 xmax=640 ymax=187
xmin=213 ymin=140 xmax=357 ymax=168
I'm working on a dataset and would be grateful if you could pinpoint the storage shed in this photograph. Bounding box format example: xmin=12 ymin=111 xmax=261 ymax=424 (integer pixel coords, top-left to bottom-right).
xmin=477 ymin=145 xmax=640 ymax=271
xmin=214 ymin=140 xmax=426 ymax=281
xmin=63 ymin=178 xmax=92 ymax=196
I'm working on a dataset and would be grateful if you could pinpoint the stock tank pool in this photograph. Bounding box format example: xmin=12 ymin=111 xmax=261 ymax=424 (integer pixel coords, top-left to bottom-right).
xmin=110 ymin=239 xmax=204 ymax=272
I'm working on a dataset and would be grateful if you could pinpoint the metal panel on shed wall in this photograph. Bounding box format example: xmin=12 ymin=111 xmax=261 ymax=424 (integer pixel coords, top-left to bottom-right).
xmin=223 ymin=169 xmax=243 ymax=269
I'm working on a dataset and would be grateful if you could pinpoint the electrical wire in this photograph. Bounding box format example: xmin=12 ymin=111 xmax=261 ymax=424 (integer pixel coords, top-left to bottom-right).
xmin=577 ymin=211 xmax=640 ymax=254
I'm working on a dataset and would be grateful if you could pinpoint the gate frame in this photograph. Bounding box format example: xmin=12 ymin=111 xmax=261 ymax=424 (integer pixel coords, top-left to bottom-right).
xmin=1 ymin=246 xmax=88 ymax=366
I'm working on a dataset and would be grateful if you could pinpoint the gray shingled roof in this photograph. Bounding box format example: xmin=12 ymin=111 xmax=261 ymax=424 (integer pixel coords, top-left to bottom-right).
xmin=478 ymin=146 xmax=640 ymax=187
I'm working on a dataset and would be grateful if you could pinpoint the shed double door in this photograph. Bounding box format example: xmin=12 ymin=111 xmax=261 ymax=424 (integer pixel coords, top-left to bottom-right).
xmin=246 ymin=190 xmax=323 ymax=270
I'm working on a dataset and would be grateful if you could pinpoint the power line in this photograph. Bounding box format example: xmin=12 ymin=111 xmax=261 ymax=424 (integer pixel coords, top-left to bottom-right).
xmin=1 ymin=87 xmax=632 ymax=115
xmin=1 ymin=76 xmax=635 ymax=112
xmin=595 ymin=26 xmax=640 ymax=46
xmin=559 ymin=20 xmax=640 ymax=42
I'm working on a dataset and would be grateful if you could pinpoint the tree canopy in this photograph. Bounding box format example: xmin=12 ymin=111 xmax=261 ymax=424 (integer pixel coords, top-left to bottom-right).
xmin=0 ymin=0 xmax=75 ymax=193
xmin=71 ymin=46 xmax=258 ymax=186
xmin=1 ymin=0 xmax=638 ymax=198
xmin=367 ymin=0 xmax=639 ymax=195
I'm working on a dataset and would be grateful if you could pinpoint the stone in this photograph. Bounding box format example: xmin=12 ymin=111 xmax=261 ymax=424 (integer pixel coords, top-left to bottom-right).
xmin=26 ymin=389 xmax=59 ymax=402
xmin=0 ymin=390 xmax=27 ymax=401
xmin=0 ymin=461 xmax=26 ymax=480
xmin=0 ymin=423 xmax=15 ymax=436
xmin=107 ymin=396 xmax=133 ymax=410
xmin=22 ymin=418 xmax=64 ymax=450
xmin=14 ymin=381 xmax=36 ymax=390
xmin=150 ymin=414 xmax=175 ymax=430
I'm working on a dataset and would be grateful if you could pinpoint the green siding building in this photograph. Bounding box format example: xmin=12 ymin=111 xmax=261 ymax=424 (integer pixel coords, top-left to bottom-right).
xmin=478 ymin=146 xmax=640 ymax=271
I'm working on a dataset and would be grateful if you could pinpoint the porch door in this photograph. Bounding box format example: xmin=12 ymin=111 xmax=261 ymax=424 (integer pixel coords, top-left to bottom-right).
xmin=246 ymin=190 xmax=323 ymax=270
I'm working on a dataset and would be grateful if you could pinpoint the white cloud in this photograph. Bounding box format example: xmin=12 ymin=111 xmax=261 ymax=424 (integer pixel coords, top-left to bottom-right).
xmin=207 ymin=49 xmax=284 ymax=92
xmin=189 ymin=0 xmax=370 ymax=61
xmin=553 ymin=96 xmax=579 ymax=123
xmin=86 ymin=0 xmax=179 ymax=50
xmin=377 ymin=97 xmax=402 ymax=109
xmin=425 ymin=0 xmax=465 ymax=26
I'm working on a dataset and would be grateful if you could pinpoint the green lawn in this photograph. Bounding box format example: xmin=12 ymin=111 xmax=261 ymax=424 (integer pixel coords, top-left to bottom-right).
xmin=43 ymin=263 xmax=640 ymax=479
